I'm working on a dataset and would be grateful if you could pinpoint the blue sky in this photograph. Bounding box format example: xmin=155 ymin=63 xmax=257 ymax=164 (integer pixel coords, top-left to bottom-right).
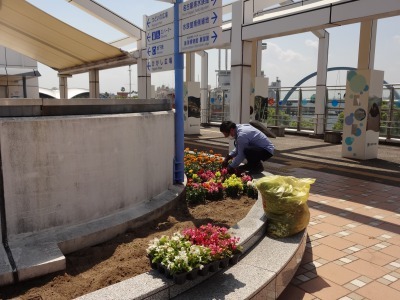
xmin=27 ymin=0 xmax=400 ymax=94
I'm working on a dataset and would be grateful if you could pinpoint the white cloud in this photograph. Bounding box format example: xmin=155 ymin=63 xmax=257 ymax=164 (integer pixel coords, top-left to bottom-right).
xmin=394 ymin=35 xmax=400 ymax=44
xmin=267 ymin=43 xmax=305 ymax=62
xmin=305 ymin=39 xmax=318 ymax=48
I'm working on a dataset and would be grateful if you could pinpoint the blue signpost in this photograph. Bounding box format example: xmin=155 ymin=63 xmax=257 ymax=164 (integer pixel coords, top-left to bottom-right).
xmin=174 ymin=0 xmax=184 ymax=184
xmin=149 ymin=0 xmax=221 ymax=183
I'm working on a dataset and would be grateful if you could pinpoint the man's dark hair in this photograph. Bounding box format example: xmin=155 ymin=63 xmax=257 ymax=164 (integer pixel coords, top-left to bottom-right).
xmin=220 ymin=121 xmax=236 ymax=134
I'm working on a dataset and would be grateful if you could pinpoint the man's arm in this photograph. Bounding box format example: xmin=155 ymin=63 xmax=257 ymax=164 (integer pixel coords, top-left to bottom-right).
xmin=222 ymin=154 xmax=232 ymax=168
xmin=229 ymin=135 xmax=249 ymax=168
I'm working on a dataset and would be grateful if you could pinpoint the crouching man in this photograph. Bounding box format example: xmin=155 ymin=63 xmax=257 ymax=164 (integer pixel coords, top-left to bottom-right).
xmin=220 ymin=120 xmax=275 ymax=174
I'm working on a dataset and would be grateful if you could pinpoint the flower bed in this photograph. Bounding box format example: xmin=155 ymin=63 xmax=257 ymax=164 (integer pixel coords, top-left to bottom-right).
xmin=147 ymin=224 xmax=242 ymax=284
xmin=146 ymin=149 xmax=258 ymax=284
xmin=184 ymin=148 xmax=258 ymax=204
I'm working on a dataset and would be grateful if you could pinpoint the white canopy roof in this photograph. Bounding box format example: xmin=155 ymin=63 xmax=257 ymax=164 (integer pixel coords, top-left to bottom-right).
xmin=0 ymin=0 xmax=133 ymax=73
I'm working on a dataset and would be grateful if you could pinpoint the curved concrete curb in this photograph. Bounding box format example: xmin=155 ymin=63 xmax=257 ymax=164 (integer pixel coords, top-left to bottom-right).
xmin=75 ymin=171 xmax=307 ymax=300
xmin=0 ymin=184 xmax=185 ymax=286
xmin=174 ymin=229 xmax=307 ymax=299
xmin=75 ymin=197 xmax=268 ymax=300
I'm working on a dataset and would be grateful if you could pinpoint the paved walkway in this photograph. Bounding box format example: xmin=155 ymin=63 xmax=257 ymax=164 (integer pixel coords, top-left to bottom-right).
xmin=185 ymin=127 xmax=400 ymax=300
xmin=275 ymin=164 xmax=400 ymax=300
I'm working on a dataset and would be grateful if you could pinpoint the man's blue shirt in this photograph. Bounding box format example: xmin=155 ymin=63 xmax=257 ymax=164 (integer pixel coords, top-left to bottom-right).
xmin=229 ymin=124 xmax=275 ymax=168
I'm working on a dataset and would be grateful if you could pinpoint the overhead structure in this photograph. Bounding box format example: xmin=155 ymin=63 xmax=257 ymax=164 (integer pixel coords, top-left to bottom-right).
xmin=65 ymin=0 xmax=144 ymax=50
xmin=0 ymin=0 xmax=132 ymax=73
xmin=225 ymin=0 xmax=400 ymax=125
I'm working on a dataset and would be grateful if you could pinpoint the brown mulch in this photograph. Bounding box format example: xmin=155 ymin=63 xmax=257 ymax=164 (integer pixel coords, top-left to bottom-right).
xmin=0 ymin=196 xmax=256 ymax=300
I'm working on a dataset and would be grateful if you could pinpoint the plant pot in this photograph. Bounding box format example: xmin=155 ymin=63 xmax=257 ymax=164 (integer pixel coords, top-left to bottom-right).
xmin=164 ymin=267 xmax=173 ymax=279
xmin=219 ymin=257 xmax=230 ymax=268
xmin=173 ymin=272 xmax=187 ymax=285
xmin=186 ymin=268 xmax=199 ymax=280
xmin=229 ymin=253 xmax=241 ymax=265
xmin=208 ymin=260 xmax=220 ymax=272
xmin=157 ymin=263 xmax=165 ymax=273
xmin=198 ymin=264 xmax=209 ymax=276
xmin=147 ymin=256 xmax=158 ymax=270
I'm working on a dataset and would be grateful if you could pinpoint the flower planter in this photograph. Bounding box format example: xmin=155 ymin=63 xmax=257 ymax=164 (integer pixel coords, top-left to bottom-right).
xmin=147 ymin=224 xmax=243 ymax=284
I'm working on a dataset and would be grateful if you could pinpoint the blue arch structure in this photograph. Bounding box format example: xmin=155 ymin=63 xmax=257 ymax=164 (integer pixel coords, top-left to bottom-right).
xmin=281 ymin=67 xmax=399 ymax=104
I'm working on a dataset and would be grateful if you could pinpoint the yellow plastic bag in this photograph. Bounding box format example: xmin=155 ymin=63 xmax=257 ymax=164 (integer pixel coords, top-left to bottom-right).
xmin=256 ymin=175 xmax=315 ymax=238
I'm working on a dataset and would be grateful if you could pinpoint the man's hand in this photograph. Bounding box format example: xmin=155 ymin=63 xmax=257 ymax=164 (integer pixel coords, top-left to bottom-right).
xmin=227 ymin=165 xmax=235 ymax=174
xmin=222 ymin=155 xmax=232 ymax=168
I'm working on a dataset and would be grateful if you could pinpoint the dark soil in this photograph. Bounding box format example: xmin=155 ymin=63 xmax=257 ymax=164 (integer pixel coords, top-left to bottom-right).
xmin=0 ymin=196 xmax=255 ymax=300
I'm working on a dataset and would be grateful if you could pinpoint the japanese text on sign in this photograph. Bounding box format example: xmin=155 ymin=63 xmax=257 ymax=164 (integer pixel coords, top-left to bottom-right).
xmin=180 ymin=0 xmax=221 ymax=19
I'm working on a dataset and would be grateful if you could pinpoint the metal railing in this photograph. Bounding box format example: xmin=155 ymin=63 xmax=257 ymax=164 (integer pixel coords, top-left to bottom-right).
xmin=205 ymin=84 xmax=400 ymax=140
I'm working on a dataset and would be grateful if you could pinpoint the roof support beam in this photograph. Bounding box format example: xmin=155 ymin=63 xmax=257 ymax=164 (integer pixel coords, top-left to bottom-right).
xmin=59 ymin=55 xmax=136 ymax=75
xmin=65 ymin=0 xmax=143 ymax=41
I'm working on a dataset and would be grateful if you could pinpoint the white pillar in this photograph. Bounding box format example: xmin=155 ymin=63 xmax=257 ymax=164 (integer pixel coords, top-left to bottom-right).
xmin=358 ymin=20 xmax=377 ymax=70
xmin=139 ymin=16 xmax=151 ymax=99
xmin=185 ymin=53 xmax=195 ymax=82
xmin=138 ymin=58 xmax=151 ymax=99
xmin=198 ymin=51 xmax=209 ymax=124
xmin=314 ymin=30 xmax=329 ymax=135
xmin=89 ymin=69 xmax=100 ymax=98
xmin=58 ymin=74 xmax=71 ymax=99
xmin=230 ymin=0 xmax=254 ymax=124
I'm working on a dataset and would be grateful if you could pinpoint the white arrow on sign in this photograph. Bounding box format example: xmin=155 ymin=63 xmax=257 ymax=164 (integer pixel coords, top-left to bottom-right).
xmin=179 ymin=8 xmax=221 ymax=36
xmin=147 ymin=23 xmax=174 ymax=46
xmin=180 ymin=26 xmax=222 ymax=53
xmin=180 ymin=0 xmax=222 ymax=19
xmin=146 ymin=39 xmax=174 ymax=59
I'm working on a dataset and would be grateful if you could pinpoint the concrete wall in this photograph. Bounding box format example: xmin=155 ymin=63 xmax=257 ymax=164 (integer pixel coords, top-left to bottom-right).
xmin=0 ymin=111 xmax=175 ymax=236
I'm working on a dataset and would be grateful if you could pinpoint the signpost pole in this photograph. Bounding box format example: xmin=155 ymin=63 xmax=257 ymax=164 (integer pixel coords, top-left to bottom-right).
xmin=174 ymin=0 xmax=184 ymax=183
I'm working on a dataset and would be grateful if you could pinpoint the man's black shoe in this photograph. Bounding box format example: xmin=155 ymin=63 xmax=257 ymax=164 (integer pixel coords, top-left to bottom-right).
xmin=249 ymin=163 xmax=264 ymax=174
xmin=238 ymin=164 xmax=251 ymax=172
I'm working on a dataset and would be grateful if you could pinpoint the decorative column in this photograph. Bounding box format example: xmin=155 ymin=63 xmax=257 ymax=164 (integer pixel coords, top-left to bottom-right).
xmin=342 ymin=20 xmax=383 ymax=160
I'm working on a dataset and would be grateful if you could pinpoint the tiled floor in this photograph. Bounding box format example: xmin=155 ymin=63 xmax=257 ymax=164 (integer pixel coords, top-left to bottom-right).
xmin=276 ymin=166 xmax=400 ymax=300
xmin=187 ymin=127 xmax=400 ymax=299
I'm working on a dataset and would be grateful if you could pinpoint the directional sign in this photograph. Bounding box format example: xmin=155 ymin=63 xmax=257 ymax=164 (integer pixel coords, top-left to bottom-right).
xmin=146 ymin=7 xmax=174 ymax=30
xmin=147 ymin=55 xmax=174 ymax=73
xmin=146 ymin=38 xmax=174 ymax=59
xmin=147 ymin=23 xmax=174 ymax=46
xmin=180 ymin=0 xmax=222 ymax=19
xmin=180 ymin=27 xmax=221 ymax=52
xmin=180 ymin=8 xmax=221 ymax=36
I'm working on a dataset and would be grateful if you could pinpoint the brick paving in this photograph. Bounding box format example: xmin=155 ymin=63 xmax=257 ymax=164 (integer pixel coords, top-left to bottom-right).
xmin=186 ymin=127 xmax=400 ymax=300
